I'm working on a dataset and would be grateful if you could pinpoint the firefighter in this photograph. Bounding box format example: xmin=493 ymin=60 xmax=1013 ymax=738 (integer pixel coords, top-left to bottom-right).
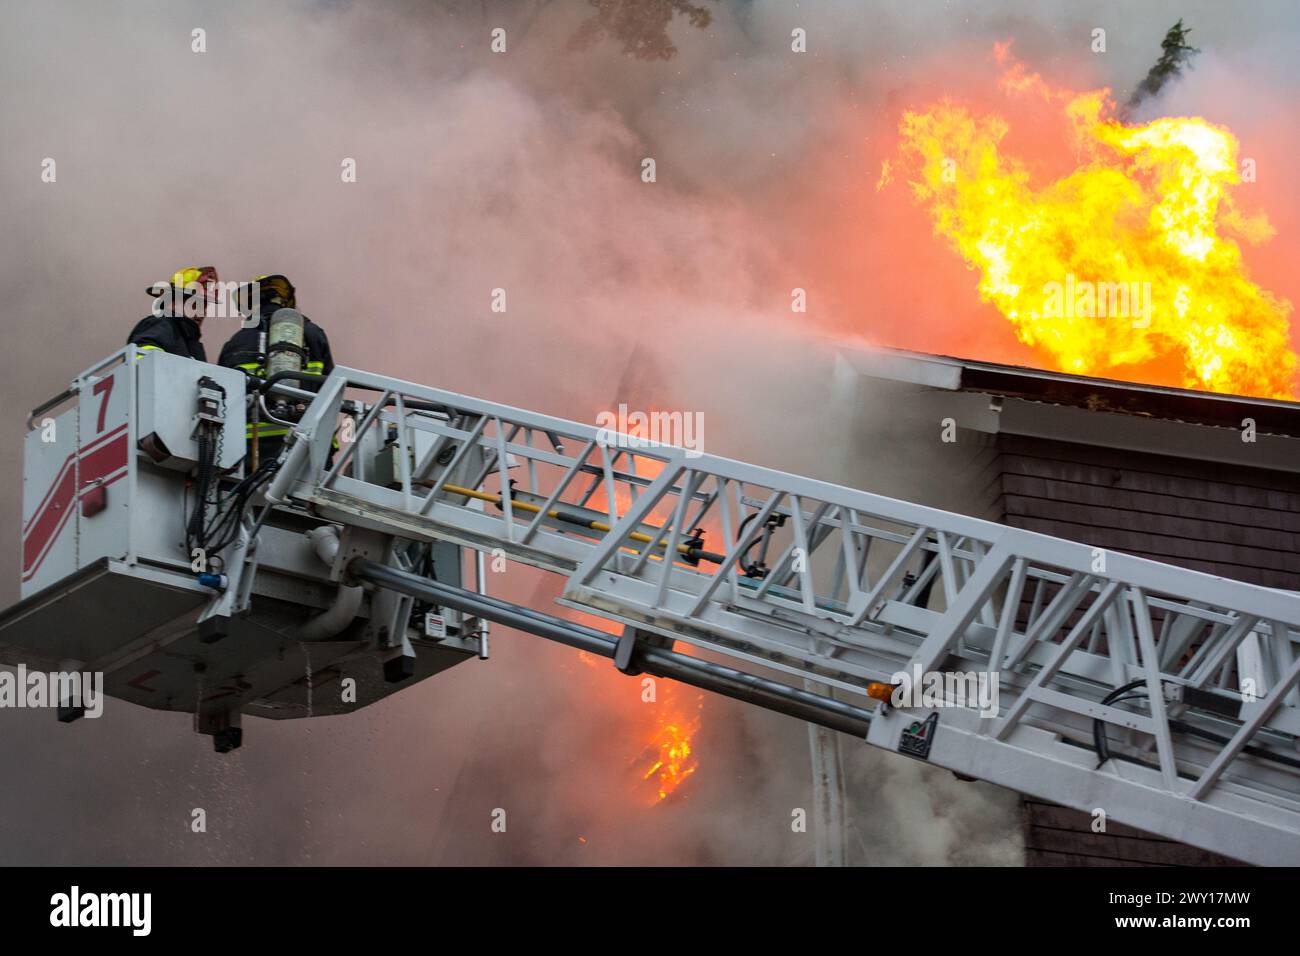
xmin=127 ymin=266 xmax=219 ymax=360
xmin=218 ymin=274 xmax=334 ymax=462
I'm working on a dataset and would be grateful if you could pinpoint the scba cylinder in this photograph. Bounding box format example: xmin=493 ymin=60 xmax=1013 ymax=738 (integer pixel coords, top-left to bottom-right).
xmin=267 ymin=308 xmax=306 ymax=382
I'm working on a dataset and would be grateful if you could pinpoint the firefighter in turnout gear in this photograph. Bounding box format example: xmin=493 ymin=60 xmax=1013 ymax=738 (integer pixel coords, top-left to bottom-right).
xmin=127 ymin=266 xmax=219 ymax=360
xmin=218 ymin=274 xmax=334 ymax=464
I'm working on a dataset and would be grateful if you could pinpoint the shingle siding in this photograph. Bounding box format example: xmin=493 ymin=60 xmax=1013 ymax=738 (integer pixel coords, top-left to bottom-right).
xmin=997 ymin=434 xmax=1300 ymax=592
xmin=995 ymin=432 xmax=1297 ymax=866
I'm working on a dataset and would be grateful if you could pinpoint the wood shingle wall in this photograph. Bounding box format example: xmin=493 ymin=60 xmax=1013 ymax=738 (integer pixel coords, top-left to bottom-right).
xmin=994 ymin=431 xmax=1297 ymax=866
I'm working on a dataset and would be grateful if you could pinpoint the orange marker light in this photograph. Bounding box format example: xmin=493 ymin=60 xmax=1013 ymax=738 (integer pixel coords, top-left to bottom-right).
xmin=867 ymin=682 xmax=897 ymax=703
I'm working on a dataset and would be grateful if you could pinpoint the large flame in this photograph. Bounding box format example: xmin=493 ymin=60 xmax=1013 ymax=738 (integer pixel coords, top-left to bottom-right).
xmin=881 ymin=44 xmax=1297 ymax=398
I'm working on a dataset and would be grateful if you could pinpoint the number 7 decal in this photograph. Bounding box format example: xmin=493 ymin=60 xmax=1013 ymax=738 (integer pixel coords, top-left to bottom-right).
xmin=92 ymin=375 xmax=114 ymax=434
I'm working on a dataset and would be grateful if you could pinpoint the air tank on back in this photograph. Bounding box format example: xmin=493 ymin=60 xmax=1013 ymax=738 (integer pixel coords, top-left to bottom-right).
xmin=267 ymin=307 xmax=306 ymax=385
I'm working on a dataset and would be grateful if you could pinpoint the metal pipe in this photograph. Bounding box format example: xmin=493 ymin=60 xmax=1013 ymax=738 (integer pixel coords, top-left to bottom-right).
xmin=27 ymin=386 xmax=78 ymax=430
xmin=436 ymin=482 xmax=727 ymax=565
xmin=298 ymin=527 xmax=364 ymax=641
xmin=263 ymin=434 xmax=310 ymax=504
xmin=474 ymin=549 xmax=490 ymax=660
xmin=257 ymin=392 xmax=300 ymax=427
xmin=349 ymin=558 xmax=873 ymax=737
xmin=262 ymin=379 xmax=364 ymax=416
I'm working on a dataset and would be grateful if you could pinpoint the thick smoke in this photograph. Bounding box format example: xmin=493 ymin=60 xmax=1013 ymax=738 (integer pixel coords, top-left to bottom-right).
xmin=1 ymin=0 xmax=1296 ymax=864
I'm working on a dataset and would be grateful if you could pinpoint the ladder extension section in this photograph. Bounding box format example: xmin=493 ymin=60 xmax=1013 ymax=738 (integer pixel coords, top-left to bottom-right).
xmin=265 ymin=366 xmax=1300 ymax=864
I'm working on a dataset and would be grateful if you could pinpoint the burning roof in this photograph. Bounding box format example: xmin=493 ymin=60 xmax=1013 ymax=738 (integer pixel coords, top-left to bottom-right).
xmin=844 ymin=345 xmax=1300 ymax=439
xmin=878 ymin=40 xmax=1298 ymax=400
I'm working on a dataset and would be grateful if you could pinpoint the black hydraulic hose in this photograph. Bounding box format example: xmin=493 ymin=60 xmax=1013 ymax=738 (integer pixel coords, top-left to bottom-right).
xmin=187 ymin=427 xmax=217 ymax=549
xmin=1170 ymin=718 xmax=1300 ymax=772
xmin=735 ymin=511 xmax=760 ymax=576
xmin=1094 ymin=679 xmax=1151 ymax=769
xmin=348 ymin=558 xmax=874 ymax=738
xmin=257 ymin=369 xmax=327 ymax=394
xmin=1092 ymin=678 xmax=1300 ymax=773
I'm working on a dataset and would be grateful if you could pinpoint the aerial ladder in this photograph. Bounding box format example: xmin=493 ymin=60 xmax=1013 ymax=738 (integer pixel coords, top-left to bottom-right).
xmin=4 ymin=344 xmax=1300 ymax=865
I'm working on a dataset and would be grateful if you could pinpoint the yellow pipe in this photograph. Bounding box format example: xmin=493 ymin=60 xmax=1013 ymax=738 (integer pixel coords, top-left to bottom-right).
xmin=441 ymin=482 xmax=691 ymax=556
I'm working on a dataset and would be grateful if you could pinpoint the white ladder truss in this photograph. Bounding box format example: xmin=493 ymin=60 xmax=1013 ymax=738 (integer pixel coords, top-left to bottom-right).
xmin=260 ymin=366 xmax=1300 ymax=865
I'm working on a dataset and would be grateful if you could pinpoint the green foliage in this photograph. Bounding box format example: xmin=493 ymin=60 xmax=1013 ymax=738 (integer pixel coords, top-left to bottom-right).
xmin=567 ymin=0 xmax=713 ymax=61
xmin=1128 ymin=19 xmax=1200 ymax=108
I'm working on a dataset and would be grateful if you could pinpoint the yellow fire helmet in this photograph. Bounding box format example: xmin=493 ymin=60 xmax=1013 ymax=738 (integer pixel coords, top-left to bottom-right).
xmin=148 ymin=265 xmax=219 ymax=302
xmin=252 ymin=274 xmax=295 ymax=309
xmin=233 ymin=274 xmax=295 ymax=314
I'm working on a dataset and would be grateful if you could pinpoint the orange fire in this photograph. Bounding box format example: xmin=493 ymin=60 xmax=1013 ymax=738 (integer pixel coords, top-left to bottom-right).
xmin=578 ymin=607 xmax=704 ymax=804
xmin=881 ymin=43 xmax=1298 ymax=398
xmin=564 ymin=606 xmax=703 ymax=804
xmin=637 ymin=686 xmax=702 ymax=803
